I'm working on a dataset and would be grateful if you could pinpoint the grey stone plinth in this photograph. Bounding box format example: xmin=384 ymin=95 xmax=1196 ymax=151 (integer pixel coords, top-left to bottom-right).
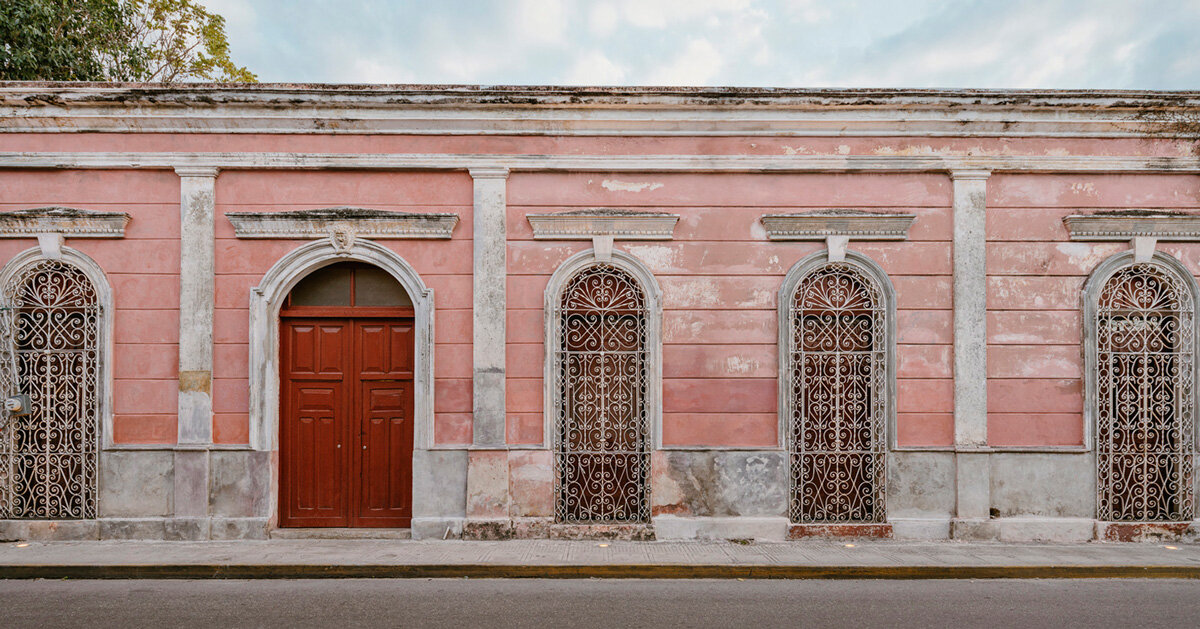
xmin=210 ymin=517 xmax=269 ymax=540
xmin=950 ymin=518 xmax=1000 ymax=541
xmin=99 ymin=450 xmax=173 ymax=517
xmin=411 ymin=517 xmax=465 ymax=540
xmin=99 ymin=518 xmax=168 ymax=540
xmin=888 ymin=451 xmax=955 ymax=517
xmin=412 ymin=449 xmax=468 ymax=518
xmin=652 ymin=451 xmax=787 ymax=518
xmin=653 ymin=516 xmax=788 ymax=541
xmin=209 ymin=450 xmax=271 ymax=517
xmin=163 ymin=517 xmax=211 ymax=541
xmin=990 ymin=453 xmax=1094 ymax=518
xmin=890 ymin=518 xmax=952 ymax=540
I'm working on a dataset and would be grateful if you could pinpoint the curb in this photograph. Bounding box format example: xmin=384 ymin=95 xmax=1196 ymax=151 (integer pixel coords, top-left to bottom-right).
xmin=2 ymin=564 xmax=1200 ymax=579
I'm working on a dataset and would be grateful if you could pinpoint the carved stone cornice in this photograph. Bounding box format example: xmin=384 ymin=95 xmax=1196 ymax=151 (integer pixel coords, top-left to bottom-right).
xmin=225 ymin=208 xmax=459 ymax=240
xmin=527 ymin=209 xmax=679 ymax=240
xmin=760 ymin=210 xmax=916 ymax=241
xmin=0 ymin=207 xmax=130 ymax=237
xmin=1063 ymin=211 xmax=1200 ymax=241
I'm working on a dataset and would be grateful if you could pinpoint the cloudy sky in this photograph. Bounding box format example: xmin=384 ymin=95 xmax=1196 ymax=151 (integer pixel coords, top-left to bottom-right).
xmin=205 ymin=0 xmax=1200 ymax=89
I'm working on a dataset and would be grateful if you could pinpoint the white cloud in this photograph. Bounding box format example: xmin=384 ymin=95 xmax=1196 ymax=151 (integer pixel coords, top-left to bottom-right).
xmin=348 ymin=58 xmax=415 ymax=84
xmin=565 ymin=51 xmax=627 ymax=85
xmin=512 ymin=0 xmax=572 ymax=46
xmin=588 ymin=2 xmax=620 ymax=37
xmin=201 ymin=0 xmax=1200 ymax=89
xmin=645 ymin=38 xmax=724 ymax=85
xmin=612 ymin=0 xmax=753 ymax=29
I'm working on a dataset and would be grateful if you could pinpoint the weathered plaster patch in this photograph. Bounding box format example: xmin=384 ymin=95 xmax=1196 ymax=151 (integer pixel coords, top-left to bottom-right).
xmin=1055 ymin=242 xmax=1111 ymax=270
xmin=623 ymin=244 xmax=676 ymax=270
xmin=782 ymin=145 xmax=812 ymax=155
xmin=724 ymin=356 xmax=759 ymax=375
xmin=836 ymin=145 xmax=851 ymax=155
xmin=873 ymin=144 xmax=954 ymax=156
xmin=601 ymin=179 xmax=664 ymax=193
xmin=1069 ymin=182 xmax=1099 ymax=197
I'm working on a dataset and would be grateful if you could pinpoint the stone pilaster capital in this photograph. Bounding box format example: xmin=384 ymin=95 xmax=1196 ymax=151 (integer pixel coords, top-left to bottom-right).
xmin=468 ymin=166 xmax=510 ymax=180
xmin=949 ymin=169 xmax=991 ymax=181
xmin=174 ymin=166 xmax=220 ymax=178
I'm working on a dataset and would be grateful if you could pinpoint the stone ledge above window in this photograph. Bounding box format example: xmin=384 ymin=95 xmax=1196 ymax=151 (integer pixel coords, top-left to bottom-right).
xmin=760 ymin=210 xmax=916 ymax=241
xmin=526 ymin=209 xmax=679 ymax=240
xmin=225 ymin=208 xmax=459 ymax=240
xmin=1063 ymin=210 xmax=1200 ymax=241
xmin=0 ymin=207 xmax=130 ymax=238
xmin=1064 ymin=210 xmax=1200 ymax=262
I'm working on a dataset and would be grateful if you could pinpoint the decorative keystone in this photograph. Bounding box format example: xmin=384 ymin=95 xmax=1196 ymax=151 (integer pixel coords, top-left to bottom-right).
xmin=225 ymin=207 xmax=460 ymax=240
xmin=0 ymin=207 xmax=130 ymax=238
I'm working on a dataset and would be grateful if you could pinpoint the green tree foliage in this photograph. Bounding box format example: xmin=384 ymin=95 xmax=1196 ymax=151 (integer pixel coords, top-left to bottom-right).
xmin=0 ymin=0 xmax=255 ymax=82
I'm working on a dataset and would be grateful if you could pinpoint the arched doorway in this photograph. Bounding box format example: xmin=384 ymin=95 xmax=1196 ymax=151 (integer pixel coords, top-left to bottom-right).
xmin=0 ymin=256 xmax=103 ymax=520
xmin=278 ymin=261 xmax=415 ymax=527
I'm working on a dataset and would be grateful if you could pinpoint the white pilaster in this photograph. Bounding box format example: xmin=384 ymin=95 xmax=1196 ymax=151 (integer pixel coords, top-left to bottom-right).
xmin=174 ymin=166 xmax=217 ymax=519
xmin=950 ymin=169 xmax=993 ymax=529
xmin=469 ymin=167 xmax=509 ymax=446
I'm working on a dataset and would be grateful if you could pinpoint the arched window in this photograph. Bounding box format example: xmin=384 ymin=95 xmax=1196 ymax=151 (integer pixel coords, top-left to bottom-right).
xmin=551 ymin=260 xmax=651 ymax=523
xmin=781 ymin=252 xmax=892 ymax=524
xmin=1089 ymin=256 xmax=1196 ymax=522
xmin=0 ymin=258 xmax=102 ymax=519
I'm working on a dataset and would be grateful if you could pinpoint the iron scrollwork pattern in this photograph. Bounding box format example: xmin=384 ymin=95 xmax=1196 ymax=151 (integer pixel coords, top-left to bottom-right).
xmin=1096 ymin=263 xmax=1194 ymax=522
xmin=0 ymin=260 xmax=100 ymax=519
xmin=788 ymin=262 xmax=887 ymax=524
xmin=553 ymin=263 xmax=649 ymax=523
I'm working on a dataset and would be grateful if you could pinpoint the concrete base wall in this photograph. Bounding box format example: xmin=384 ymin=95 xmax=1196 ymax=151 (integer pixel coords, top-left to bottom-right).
xmin=9 ymin=446 xmax=1176 ymax=542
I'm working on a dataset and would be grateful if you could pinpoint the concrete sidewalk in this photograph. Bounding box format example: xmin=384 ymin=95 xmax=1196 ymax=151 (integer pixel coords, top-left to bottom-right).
xmin=3 ymin=539 xmax=1200 ymax=579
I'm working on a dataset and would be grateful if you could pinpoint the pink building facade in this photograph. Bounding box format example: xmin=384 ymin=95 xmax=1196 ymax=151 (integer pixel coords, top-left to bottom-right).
xmin=0 ymin=84 xmax=1197 ymax=541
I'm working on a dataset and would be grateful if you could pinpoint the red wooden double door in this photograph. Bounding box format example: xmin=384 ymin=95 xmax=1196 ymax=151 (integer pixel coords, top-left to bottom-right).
xmin=279 ymin=317 xmax=415 ymax=527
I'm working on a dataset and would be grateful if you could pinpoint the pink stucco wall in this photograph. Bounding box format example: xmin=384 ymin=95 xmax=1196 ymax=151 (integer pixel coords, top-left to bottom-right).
xmin=0 ymin=169 xmax=181 ymax=444
xmin=1 ymin=128 xmax=1195 ymax=450
xmin=508 ymin=171 xmax=955 ymax=448
xmin=985 ymin=173 xmax=1200 ymax=447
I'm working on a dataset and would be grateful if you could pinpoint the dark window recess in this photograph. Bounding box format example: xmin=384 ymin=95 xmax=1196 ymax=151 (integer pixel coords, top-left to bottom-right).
xmin=287 ymin=262 xmax=412 ymax=308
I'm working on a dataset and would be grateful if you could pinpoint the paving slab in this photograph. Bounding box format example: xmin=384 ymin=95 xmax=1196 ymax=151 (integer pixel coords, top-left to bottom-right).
xmin=2 ymin=539 xmax=1200 ymax=579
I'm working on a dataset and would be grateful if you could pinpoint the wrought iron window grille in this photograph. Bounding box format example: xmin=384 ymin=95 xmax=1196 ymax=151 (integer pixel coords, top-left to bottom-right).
xmin=784 ymin=258 xmax=889 ymax=524
xmin=551 ymin=263 xmax=651 ymax=524
xmin=0 ymin=259 xmax=101 ymax=520
xmin=1093 ymin=261 xmax=1196 ymax=523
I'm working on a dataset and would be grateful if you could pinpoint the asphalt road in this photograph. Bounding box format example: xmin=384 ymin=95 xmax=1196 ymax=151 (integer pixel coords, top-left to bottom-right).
xmin=1 ymin=578 xmax=1198 ymax=628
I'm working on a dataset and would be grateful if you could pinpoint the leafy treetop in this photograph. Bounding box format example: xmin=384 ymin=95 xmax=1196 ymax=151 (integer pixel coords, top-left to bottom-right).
xmin=0 ymin=0 xmax=256 ymax=82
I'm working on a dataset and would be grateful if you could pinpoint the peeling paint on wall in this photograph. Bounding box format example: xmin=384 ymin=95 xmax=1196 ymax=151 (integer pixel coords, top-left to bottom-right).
xmin=601 ymin=179 xmax=664 ymax=193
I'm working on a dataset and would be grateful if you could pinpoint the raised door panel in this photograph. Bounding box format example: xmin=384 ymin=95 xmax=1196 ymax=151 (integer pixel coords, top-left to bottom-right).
xmin=281 ymin=382 xmax=347 ymax=526
xmin=357 ymin=322 xmax=414 ymax=378
xmin=355 ymin=382 xmax=414 ymax=526
xmin=285 ymin=320 xmax=350 ymax=378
